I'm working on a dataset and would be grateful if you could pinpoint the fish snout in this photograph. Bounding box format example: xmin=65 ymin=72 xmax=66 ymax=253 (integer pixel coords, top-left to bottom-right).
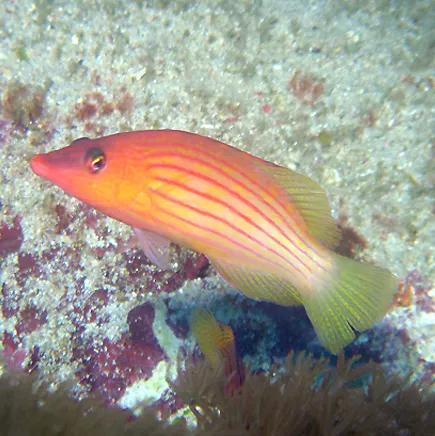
xmin=31 ymin=154 xmax=51 ymax=179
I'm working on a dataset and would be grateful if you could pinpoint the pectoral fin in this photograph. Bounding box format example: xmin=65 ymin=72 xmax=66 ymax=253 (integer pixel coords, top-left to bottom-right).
xmin=133 ymin=227 xmax=171 ymax=270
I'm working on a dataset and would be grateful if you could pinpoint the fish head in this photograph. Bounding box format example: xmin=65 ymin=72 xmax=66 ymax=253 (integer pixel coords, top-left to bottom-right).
xmin=31 ymin=135 xmax=149 ymax=221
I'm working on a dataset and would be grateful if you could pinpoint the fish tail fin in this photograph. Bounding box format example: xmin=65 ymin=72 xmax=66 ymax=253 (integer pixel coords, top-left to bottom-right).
xmin=301 ymin=254 xmax=398 ymax=354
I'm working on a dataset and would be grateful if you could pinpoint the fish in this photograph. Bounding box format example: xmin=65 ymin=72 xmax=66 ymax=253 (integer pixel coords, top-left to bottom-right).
xmin=190 ymin=308 xmax=244 ymax=395
xmin=30 ymin=129 xmax=398 ymax=353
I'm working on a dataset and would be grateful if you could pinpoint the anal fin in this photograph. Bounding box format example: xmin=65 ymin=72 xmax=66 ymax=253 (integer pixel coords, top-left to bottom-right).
xmin=211 ymin=257 xmax=302 ymax=306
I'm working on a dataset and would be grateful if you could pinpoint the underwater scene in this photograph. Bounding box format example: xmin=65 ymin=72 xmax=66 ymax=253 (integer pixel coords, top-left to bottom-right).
xmin=0 ymin=0 xmax=434 ymax=434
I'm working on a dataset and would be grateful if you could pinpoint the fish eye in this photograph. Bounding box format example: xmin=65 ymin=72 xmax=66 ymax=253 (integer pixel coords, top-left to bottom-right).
xmin=85 ymin=147 xmax=106 ymax=174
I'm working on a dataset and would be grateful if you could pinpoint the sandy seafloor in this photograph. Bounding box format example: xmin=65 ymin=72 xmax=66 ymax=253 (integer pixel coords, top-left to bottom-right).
xmin=0 ymin=0 xmax=434 ymax=423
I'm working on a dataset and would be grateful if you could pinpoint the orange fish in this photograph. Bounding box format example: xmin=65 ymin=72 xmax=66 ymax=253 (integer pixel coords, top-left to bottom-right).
xmin=31 ymin=130 xmax=398 ymax=353
xmin=190 ymin=308 xmax=244 ymax=395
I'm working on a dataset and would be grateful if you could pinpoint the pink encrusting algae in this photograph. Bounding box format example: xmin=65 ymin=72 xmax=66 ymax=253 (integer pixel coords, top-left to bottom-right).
xmin=74 ymin=309 xmax=166 ymax=405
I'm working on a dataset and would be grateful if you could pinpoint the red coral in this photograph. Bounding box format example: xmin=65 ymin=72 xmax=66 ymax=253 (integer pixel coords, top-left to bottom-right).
xmin=83 ymin=289 xmax=109 ymax=323
xmin=83 ymin=206 xmax=100 ymax=229
xmin=124 ymin=249 xmax=151 ymax=278
xmin=1 ymin=332 xmax=40 ymax=373
xmin=74 ymin=92 xmax=105 ymax=121
xmin=18 ymin=252 xmax=39 ymax=275
xmin=101 ymin=102 xmax=115 ymax=115
xmin=16 ymin=252 xmax=42 ymax=286
xmin=75 ymin=101 xmax=98 ymax=121
xmin=149 ymin=269 xmax=187 ymax=294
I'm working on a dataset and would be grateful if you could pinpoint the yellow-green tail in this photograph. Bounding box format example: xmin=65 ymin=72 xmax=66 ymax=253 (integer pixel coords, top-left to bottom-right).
xmin=302 ymin=254 xmax=398 ymax=354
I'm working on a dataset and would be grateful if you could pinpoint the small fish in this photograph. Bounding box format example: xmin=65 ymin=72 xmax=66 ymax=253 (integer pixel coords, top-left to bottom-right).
xmin=190 ymin=308 xmax=244 ymax=395
xmin=31 ymin=130 xmax=398 ymax=353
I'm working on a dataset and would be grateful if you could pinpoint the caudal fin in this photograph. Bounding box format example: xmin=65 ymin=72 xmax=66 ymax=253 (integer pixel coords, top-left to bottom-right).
xmin=302 ymin=254 xmax=398 ymax=354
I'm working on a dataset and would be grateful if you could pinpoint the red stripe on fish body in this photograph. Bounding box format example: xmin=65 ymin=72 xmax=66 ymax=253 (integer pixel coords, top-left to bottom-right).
xmin=139 ymin=136 xmax=334 ymax=293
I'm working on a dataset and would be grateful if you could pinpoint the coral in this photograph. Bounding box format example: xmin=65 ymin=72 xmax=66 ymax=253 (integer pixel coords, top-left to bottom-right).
xmin=69 ymin=298 xmax=169 ymax=405
xmin=116 ymin=90 xmax=134 ymax=114
xmin=75 ymin=94 xmax=100 ymax=121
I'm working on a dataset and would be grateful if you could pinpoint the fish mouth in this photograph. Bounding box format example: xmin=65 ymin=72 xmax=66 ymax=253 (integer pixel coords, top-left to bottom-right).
xmin=30 ymin=154 xmax=51 ymax=179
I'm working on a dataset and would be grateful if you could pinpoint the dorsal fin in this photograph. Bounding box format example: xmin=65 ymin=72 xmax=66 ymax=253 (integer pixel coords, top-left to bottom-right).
xmin=261 ymin=163 xmax=341 ymax=249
